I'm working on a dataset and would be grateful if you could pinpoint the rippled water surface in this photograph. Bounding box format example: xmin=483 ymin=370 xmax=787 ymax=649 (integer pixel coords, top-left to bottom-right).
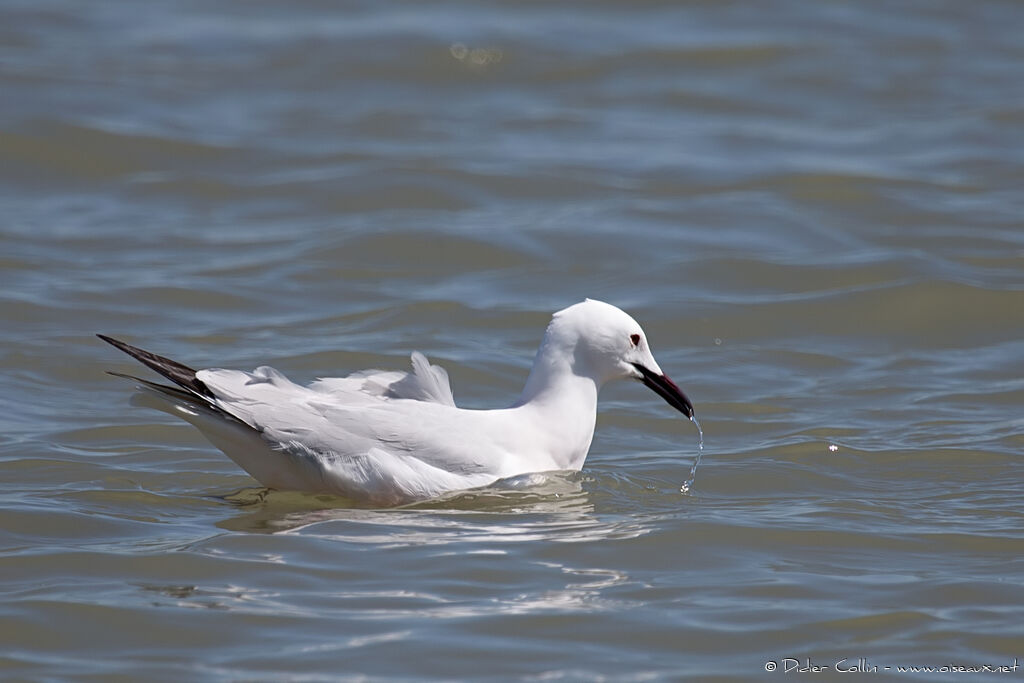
xmin=3 ymin=0 xmax=1023 ymax=679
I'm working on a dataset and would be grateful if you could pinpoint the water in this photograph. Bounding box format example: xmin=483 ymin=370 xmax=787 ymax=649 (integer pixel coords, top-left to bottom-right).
xmin=680 ymin=416 xmax=703 ymax=495
xmin=2 ymin=0 xmax=1024 ymax=680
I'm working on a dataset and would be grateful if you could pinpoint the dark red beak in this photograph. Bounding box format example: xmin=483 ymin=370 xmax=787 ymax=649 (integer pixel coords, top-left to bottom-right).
xmin=631 ymin=363 xmax=694 ymax=420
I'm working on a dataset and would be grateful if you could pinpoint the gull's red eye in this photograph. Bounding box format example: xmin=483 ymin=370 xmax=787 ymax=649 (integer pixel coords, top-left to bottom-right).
xmin=630 ymin=333 xmax=641 ymax=347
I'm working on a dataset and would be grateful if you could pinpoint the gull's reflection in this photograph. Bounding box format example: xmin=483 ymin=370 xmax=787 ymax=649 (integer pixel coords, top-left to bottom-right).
xmin=215 ymin=470 xmax=655 ymax=547
xmin=195 ymin=472 xmax=679 ymax=618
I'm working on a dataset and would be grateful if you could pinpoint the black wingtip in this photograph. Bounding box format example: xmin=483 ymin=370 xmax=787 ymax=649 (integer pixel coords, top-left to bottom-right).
xmin=97 ymin=333 xmax=214 ymax=399
xmin=97 ymin=333 xmax=129 ymax=352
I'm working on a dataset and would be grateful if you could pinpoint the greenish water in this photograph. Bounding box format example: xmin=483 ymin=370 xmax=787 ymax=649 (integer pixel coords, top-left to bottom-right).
xmin=2 ymin=0 xmax=1023 ymax=680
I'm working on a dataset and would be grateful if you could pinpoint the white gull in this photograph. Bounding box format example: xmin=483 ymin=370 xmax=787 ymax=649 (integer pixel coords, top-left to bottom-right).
xmin=100 ymin=299 xmax=694 ymax=505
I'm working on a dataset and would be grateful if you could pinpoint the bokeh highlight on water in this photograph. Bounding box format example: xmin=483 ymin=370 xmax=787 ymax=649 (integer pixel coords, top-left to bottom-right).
xmin=2 ymin=0 xmax=1023 ymax=679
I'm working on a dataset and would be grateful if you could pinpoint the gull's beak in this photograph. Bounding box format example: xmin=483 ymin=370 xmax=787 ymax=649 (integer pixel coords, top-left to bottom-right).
xmin=631 ymin=362 xmax=694 ymax=420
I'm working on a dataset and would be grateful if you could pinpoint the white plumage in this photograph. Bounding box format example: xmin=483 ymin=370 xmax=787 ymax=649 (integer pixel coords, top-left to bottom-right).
xmin=102 ymin=299 xmax=694 ymax=505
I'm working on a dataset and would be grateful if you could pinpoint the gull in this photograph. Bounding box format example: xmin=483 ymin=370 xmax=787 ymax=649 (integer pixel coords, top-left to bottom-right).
xmin=99 ymin=299 xmax=694 ymax=505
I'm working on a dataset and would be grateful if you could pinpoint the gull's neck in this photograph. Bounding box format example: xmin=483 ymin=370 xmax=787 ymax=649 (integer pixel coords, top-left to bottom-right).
xmin=512 ymin=331 xmax=601 ymax=471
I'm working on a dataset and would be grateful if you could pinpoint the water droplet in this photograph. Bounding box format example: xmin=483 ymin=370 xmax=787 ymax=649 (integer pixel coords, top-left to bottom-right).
xmin=450 ymin=44 xmax=502 ymax=69
xmin=680 ymin=416 xmax=704 ymax=494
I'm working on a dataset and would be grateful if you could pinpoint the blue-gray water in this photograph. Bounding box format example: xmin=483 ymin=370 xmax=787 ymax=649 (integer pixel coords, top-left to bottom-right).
xmin=2 ymin=1 xmax=1023 ymax=680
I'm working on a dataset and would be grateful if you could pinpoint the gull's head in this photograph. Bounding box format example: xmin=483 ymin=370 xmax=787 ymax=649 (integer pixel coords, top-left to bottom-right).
xmin=545 ymin=299 xmax=694 ymax=419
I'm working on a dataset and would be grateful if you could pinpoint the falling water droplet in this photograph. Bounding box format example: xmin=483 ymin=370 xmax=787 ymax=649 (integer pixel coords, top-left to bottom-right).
xmin=680 ymin=415 xmax=704 ymax=494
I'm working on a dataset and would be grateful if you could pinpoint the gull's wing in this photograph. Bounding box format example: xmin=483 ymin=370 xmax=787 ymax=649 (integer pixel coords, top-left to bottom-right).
xmin=197 ymin=365 xmax=491 ymax=472
xmin=195 ymin=365 xmax=503 ymax=501
xmin=99 ymin=335 xmax=497 ymax=502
